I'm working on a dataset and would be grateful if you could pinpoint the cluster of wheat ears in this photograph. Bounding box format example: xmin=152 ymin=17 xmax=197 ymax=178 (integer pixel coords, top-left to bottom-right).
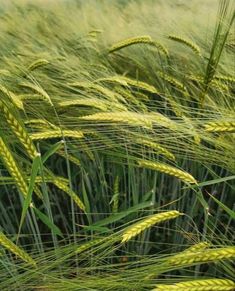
xmin=0 ymin=0 xmax=234 ymax=290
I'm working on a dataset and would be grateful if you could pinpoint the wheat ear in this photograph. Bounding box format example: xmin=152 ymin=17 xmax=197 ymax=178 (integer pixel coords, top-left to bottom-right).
xmin=157 ymin=71 xmax=186 ymax=92
xmin=154 ymin=279 xmax=235 ymax=290
xmin=211 ymin=80 xmax=229 ymax=92
xmin=0 ymin=232 xmax=36 ymax=266
xmin=0 ymin=137 xmax=28 ymax=197
xmin=109 ymin=35 xmax=153 ymax=53
xmin=113 ymin=86 xmax=141 ymax=104
xmin=27 ymin=59 xmax=49 ymax=72
xmin=68 ymin=82 xmax=119 ymax=102
xmin=181 ymin=115 xmax=201 ymax=144
xmin=188 ymin=75 xmax=229 ymax=92
xmin=88 ymin=29 xmax=103 ymax=36
xmin=30 ymin=130 xmax=84 ymax=140
xmin=204 ymin=121 xmax=235 ymax=132
xmin=166 ymin=242 xmax=212 ymax=265
xmin=96 ymin=75 xmax=159 ymax=94
xmin=146 ymin=242 xmax=211 ymax=280
xmin=20 ymin=82 xmax=52 ymax=105
xmin=0 ymin=84 xmax=24 ymax=110
xmin=168 ymin=34 xmax=201 ymax=56
xmin=214 ymin=75 xmax=235 ymax=83
xmin=20 ymin=93 xmax=49 ymax=102
xmin=79 ymin=112 xmax=152 ymax=129
xmin=25 ymin=119 xmax=58 ymax=130
xmin=75 ymin=238 xmax=105 ymax=254
xmin=59 ymin=99 xmax=108 ymax=111
xmin=52 ymin=178 xmax=85 ymax=211
xmin=0 ymin=137 xmax=42 ymax=199
xmin=138 ymin=160 xmax=197 ymax=184
xmin=166 ymin=246 xmax=235 ymax=266
xmin=135 ymin=138 xmax=175 ymax=161
xmin=57 ymin=150 xmax=81 ymax=167
xmin=116 ymin=75 xmax=159 ymax=94
xmin=121 ymin=211 xmax=182 ymax=243
xmin=153 ymin=41 xmax=169 ymax=56
xmin=0 ymin=101 xmax=38 ymax=159
xmin=0 ymin=69 xmax=10 ymax=76
xmin=109 ymin=36 xmax=168 ymax=56
xmin=184 ymin=242 xmax=211 ymax=253
xmin=68 ymin=82 xmax=127 ymax=108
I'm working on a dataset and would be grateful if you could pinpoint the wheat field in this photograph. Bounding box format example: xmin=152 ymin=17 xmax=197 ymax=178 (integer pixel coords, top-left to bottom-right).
xmin=0 ymin=0 xmax=234 ymax=290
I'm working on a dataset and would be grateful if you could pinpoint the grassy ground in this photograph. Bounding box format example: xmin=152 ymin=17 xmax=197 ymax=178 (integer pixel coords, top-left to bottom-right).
xmin=0 ymin=0 xmax=234 ymax=290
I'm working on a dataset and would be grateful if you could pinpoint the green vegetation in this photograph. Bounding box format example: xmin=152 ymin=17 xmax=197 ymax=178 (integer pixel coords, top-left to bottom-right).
xmin=0 ymin=0 xmax=234 ymax=290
